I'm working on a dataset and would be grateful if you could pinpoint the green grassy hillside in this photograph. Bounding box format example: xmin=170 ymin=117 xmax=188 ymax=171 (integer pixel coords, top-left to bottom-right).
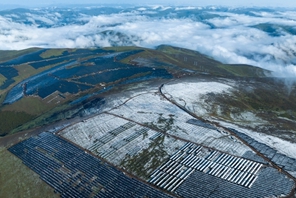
xmin=156 ymin=45 xmax=271 ymax=77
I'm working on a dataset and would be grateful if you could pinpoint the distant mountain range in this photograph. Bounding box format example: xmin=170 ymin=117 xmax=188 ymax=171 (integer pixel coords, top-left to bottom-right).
xmin=0 ymin=6 xmax=296 ymax=77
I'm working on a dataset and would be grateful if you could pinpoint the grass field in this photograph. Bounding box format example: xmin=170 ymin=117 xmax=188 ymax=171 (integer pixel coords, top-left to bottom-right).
xmin=0 ymin=111 xmax=35 ymax=136
xmin=14 ymin=64 xmax=40 ymax=82
xmin=2 ymin=97 xmax=54 ymax=115
xmin=0 ymin=147 xmax=59 ymax=198
xmin=14 ymin=62 xmax=66 ymax=83
xmin=0 ymin=74 xmax=6 ymax=87
xmin=10 ymin=103 xmax=72 ymax=135
xmin=40 ymin=49 xmax=67 ymax=59
xmin=217 ymin=64 xmax=269 ymax=77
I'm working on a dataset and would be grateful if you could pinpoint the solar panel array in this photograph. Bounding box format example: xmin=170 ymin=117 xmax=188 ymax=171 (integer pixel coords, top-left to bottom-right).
xmin=88 ymin=122 xmax=136 ymax=153
xmin=176 ymin=167 xmax=294 ymax=198
xmin=149 ymin=142 xmax=264 ymax=192
xmin=186 ymin=119 xmax=217 ymax=130
xmin=229 ymin=128 xmax=296 ymax=172
xmin=8 ymin=132 xmax=173 ymax=198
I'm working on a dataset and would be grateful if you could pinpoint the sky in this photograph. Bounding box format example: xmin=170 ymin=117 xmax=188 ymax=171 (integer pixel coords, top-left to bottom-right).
xmin=1 ymin=0 xmax=296 ymax=7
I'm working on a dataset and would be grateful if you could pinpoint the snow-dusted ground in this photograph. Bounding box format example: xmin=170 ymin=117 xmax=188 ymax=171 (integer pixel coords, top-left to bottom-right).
xmin=107 ymin=87 xmax=251 ymax=157
xmin=58 ymin=79 xmax=296 ymax=193
xmin=109 ymin=129 xmax=155 ymax=165
xmin=161 ymin=79 xmax=296 ymax=179
xmin=162 ymin=80 xmax=268 ymax=129
xmin=63 ymin=79 xmax=296 ymax=163
xmin=60 ymin=114 xmax=128 ymax=148
xmin=169 ymin=120 xmax=251 ymax=156
xmin=215 ymin=120 xmax=296 ymax=177
xmin=230 ymin=111 xmax=267 ymax=125
xmin=61 ymin=83 xmax=254 ymax=165
xmin=60 ymin=112 xmax=187 ymax=179
xmin=217 ymin=120 xmax=296 ymax=160
xmin=162 ymin=81 xmax=232 ymax=118
xmin=163 ymin=81 xmax=233 ymax=97
xmin=162 ymin=80 xmax=296 ymax=155
xmin=110 ymin=92 xmax=190 ymax=122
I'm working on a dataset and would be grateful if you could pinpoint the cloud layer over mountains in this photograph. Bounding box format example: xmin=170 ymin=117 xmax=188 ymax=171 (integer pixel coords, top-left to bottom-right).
xmin=1 ymin=6 xmax=296 ymax=77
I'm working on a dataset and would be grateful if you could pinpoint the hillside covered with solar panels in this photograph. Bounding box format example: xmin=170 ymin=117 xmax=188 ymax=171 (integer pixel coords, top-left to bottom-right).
xmin=1 ymin=45 xmax=296 ymax=198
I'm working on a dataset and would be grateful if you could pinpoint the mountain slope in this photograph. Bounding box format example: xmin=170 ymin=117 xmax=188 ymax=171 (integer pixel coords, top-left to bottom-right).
xmin=0 ymin=45 xmax=272 ymax=136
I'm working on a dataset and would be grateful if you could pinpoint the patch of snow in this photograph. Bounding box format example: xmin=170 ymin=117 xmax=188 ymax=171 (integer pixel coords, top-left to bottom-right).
xmin=109 ymin=91 xmax=191 ymax=126
xmin=232 ymin=112 xmax=258 ymax=121
xmin=163 ymin=82 xmax=232 ymax=98
xmin=162 ymin=81 xmax=233 ymax=118
xmin=230 ymin=111 xmax=267 ymax=128
xmin=278 ymin=116 xmax=296 ymax=123
xmin=60 ymin=114 xmax=127 ymax=148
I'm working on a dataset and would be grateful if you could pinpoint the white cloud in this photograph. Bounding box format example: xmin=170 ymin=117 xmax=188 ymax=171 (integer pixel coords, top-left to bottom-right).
xmin=25 ymin=13 xmax=56 ymax=25
xmin=207 ymin=11 xmax=296 ymax=27
xmin=1 ymin=7 xmax=296 ymax=77
xmin=175 ymin=6 xmax=198 ymax=10
xmin=137 ymin=7 xmax=147 ymax=11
